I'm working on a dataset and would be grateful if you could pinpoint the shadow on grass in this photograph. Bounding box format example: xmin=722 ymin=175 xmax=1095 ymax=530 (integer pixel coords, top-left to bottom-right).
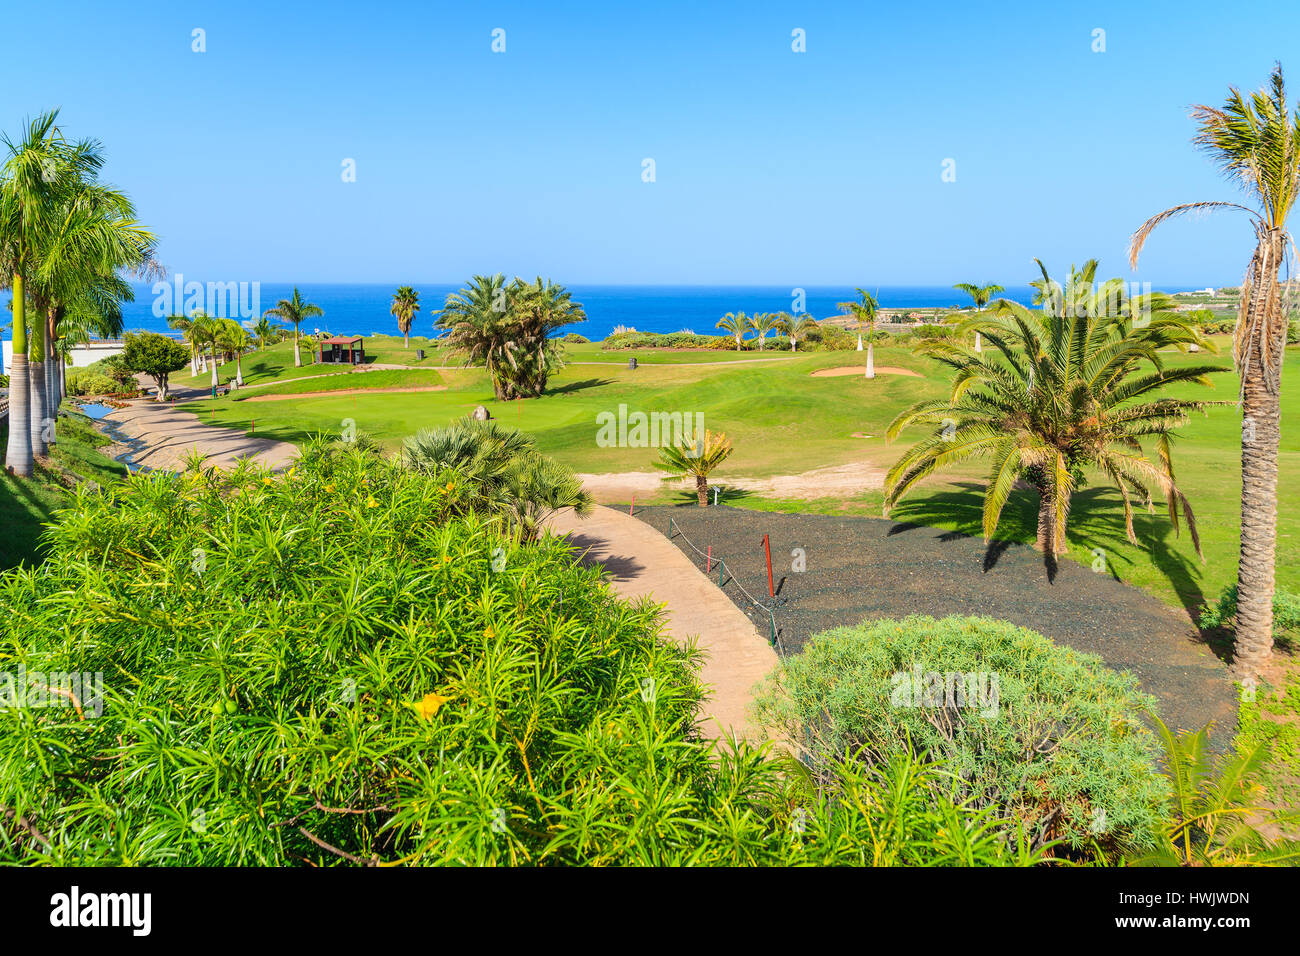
xmin=888 ymin=481 xmax=1216 ymax=653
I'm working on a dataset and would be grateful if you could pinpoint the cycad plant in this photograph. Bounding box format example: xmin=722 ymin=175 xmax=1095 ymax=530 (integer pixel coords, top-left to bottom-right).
xmin=1130 ymin=719 xmax=1300 ymax=866
xmin=1129 ymin=64 xmax=1300 ymax=680
xmin=402 ymin=418 xmax=591 ymax=540
xmin=390 ymin=285 xmax=420 ymax=348
xmin=885 ymin=260 xmax=1225 ymax=556
xmin=715 ymin=312 xmax=749 ymax=351
xmin=953 ymin=282 xmax=1004 ymax=353
xmin=263 ymin=287 xmax=323 ymax=367
xmin=654 ymin=429 xmax=734 ymax=506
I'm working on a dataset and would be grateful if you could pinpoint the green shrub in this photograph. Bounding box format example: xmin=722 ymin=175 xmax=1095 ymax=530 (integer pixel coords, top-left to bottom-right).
xmin=1199 ymin=583 xmax=1300 ymax=644
xmin=561 ymin=332 xmax=589 ymax=343
xmin=65 ymin=369 xmax=119 ymax=396
xmin=0 ymin=455 xmax=1048 ymax=865
xmin=753 ymin=615 xmax=1169 ymax=857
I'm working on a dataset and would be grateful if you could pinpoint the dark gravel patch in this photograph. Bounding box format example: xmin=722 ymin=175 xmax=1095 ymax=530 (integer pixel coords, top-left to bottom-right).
xmin=633 ymin=504 xmax=1236 ymax=749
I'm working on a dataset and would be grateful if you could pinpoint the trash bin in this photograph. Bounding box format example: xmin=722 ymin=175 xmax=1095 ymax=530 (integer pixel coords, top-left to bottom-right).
xmin=628 ymin=357 xmax=638 ymax=370
xmin=416 ymin=349 xmax=425 ymax=360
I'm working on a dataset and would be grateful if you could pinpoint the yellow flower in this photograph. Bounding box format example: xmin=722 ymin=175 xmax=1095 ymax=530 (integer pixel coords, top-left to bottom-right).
xmin=442 ymin=555 xmax=452 ymax=564
xmin=324 ymin=483 xmax=335 ymax=493
xmin=405 ymin=691 xmax=453 ymax=720
xmin=484 ymin=625 xmax=496 ymax=639
xmin=366 ymin=497 xmax=379 ymax=508
xmin=444 ymin=481 xmax=454 ymax=492
xmin=262 ymin=477 xmax=273 ymax=485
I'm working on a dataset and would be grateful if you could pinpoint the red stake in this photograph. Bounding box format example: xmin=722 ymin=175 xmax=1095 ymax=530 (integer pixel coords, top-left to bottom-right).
xmin=251 ymin=419 xmax=255 ymax=435
xmin=629 ymin=494 xmax=635 ymax=516
xmin=706 ymin=545 xmax=712 ymax=574
xmin=763 ymin=534 xmax=774 ymax=598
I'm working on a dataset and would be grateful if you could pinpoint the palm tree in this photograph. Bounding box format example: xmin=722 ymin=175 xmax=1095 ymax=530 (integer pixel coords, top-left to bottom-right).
xmin=654 ymin=429 xmax=734 ymax=506
xmin=215 ymin=320 xmax=250 ymax=387
xmin=953 ymin=282 xmax=1004 ymax=353
xmin=1129 ymin=64 xmax=1300 ymax=680
xmin=716 ymin=312 xmax=748 ymax=351
xmin=253 ymin=315 xmax=277 ymax=351
xmin=885 ymin=260 xmax=1225 ymax=557
xmin=263 ymin=287 xmax=323 ymax=367
xmin=434 ymin=275 xmax=585 ymax=399
xmin=167 ymin=314 xmax=201 ymax=373
xmin=0 ymin=111 xmax=91 ymax=475
xmin=748 ymin=312 xmax=780 ymax=350
xmin=188 ymin=312 xmax=224 ymax=392
xmin=778 ymin=312 xmax=815 ymax=352
xmin=390 ymin=285 xmax=420 ymax=348
xmin=837 ymin=288 xmax=880 ymax=377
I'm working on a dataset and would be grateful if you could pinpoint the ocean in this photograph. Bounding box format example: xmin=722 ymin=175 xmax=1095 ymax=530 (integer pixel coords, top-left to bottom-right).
xmin=3 ymin=282 xmax=1200 ymax=344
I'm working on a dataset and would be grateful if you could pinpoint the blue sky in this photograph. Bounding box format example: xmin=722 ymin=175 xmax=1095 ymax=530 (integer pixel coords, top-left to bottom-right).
xmin=2 ymin=0 xmax=1291 ymax=287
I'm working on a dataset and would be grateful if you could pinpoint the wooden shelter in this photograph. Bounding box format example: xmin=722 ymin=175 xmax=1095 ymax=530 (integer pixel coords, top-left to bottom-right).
xmin=318 ymin=336 xmax=365 ymax=364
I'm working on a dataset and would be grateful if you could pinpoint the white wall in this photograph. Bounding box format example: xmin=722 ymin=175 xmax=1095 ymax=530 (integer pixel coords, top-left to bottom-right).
xmin=2 ymin=335 xmax=125 ymax=373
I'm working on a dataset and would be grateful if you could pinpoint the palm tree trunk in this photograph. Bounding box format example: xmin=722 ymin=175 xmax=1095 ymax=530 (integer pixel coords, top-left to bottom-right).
xmin=210 ymin=346 xmax=219 ymax=389
xmin=697 ymin=475 xmax=708 ymax=507
xmin=1036 ymin=493 xmax=1055 ymax=554
xmin=4 ymin=274 xmax=33 ymax=476
xmin=974 ymin=331 xmax=982 ymax=353
xmin=235 ymin=355 xmax=244 ymax=387
xmin=1232 ymin=230 xmax=1288 ymax=679
xmin=293 ymin=326 xmax=302 ymax=367
xmin=28 ymin=321 xmax=47 ymax=459
xmin=865 ymin=341 xmax=875 ymax=378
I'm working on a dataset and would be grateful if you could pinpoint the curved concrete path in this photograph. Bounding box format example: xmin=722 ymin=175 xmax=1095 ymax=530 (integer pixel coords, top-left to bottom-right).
xmin=100 ymin=396 xmax=298 ymax=472
xmin=545 ymin=505 xmax=779 ymax=743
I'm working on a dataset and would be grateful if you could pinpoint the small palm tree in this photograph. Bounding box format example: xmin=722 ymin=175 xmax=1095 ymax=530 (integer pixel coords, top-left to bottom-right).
xmin=654 ymin=429 xmax=734 ymax=506
xmin=779 ymin=312 xmax=815 ymax=351
xmin=837 ymin=288 xmax=880 ymax=376
xmin=885 ymin=261 xmax=1225 ymax=556
xmin=1129 ymin=63 xmax=1300 ymax=680
xmin=253 ymin=315 xmax=277 ymax=351
xmin=390 ymin=285 xmax=421 ymax=348
xmin=748 ymin=312 xmax=780 ymax=350
xmin=1130 ymin=719 xmax=1300 ymax=866
xmin=188 ymin=312 xmax=224 ymax=390
xmin=952 ymin=282 xmax=1004 ymax=353
xmin=263 ymin=287 xmax=323 ymax=367
xmin=716 ymin=312 xmax=748 ymax=351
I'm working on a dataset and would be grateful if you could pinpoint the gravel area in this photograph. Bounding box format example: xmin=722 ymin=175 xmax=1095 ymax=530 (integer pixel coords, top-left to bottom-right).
xmin=633 ymin=504 xmax=1236 ymax=748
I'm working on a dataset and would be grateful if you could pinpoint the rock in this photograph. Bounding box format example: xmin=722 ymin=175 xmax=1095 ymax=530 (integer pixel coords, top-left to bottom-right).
xmin=469 ymin=405 xmax=492 ymax=421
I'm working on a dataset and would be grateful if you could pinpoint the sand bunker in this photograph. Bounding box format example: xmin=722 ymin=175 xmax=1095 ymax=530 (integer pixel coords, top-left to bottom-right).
xmin=242 ymin=385 xmax=447 ymax=402
xmin=576 ymin=460 xmax=886 ymax=502
xmin=810 ymin=365 xmax=922 ymax=378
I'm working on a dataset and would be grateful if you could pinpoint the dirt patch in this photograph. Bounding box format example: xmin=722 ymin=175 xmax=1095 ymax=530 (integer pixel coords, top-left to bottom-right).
xmin=242 ymin=385 xmax=447 ymax=402
xmin=811 ymin=365 xmax=922 ymax=378
xmin=576 ymin=460 xmax=885 ymax=502
xmin=632 ymin=504 xmax=1236 ymax=750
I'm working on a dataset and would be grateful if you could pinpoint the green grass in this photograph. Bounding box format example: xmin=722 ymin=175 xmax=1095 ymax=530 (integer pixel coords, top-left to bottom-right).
xmin=233 ymin=367 xmax=444 ymax=399
xmin=0 ymin=409 xmax=127 ymax=570
xmin=179 ymin=334 xmax=1300 ymax=618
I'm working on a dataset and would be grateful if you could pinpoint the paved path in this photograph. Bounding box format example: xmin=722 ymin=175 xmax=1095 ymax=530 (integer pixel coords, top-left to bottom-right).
xmin=101 ymin=395 xmax=298 ymax=472
xmin=545 ymin=505 xmax=779 ymax=743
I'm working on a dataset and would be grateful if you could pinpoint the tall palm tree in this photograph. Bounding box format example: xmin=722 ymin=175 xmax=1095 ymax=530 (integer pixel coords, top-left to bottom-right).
xmin=0 ymin=111 xmax=90 ymax=475
xmin=1129 ymin=64 xmax=1300 ymax=680
xmin=716 ymin=312 xmax=748 ymax=351
xmin=885 ymin=261 xmax=1225 ymax=557
xmin=188 ymin=312 xmax=224 ymax=392
xmin=433 ymin=273 xmax=513 ymax=399
xmin=777 ymin=312 xmax=815 ymax=351
xmin=654 ymin=429 xmax=734 ymax=506
xmin=215 ymin=320 xmax=250 ymax=387
xmin=953 ymin=282 xmax=1004 ymax=353
xmin=390 ymin=285 xmax=420 ymax=348
xmin=838 ymin=288 xmax=880 ymax=377
xmin=167 ymin=314 xmax=200 ymax=373
xmin=263 ymin=287 xmax=322 ymax=367
xmin=507 ymin=277 xmax=586 ymax=395
xmin=748 ymin=312 xmax=780 ymax=350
